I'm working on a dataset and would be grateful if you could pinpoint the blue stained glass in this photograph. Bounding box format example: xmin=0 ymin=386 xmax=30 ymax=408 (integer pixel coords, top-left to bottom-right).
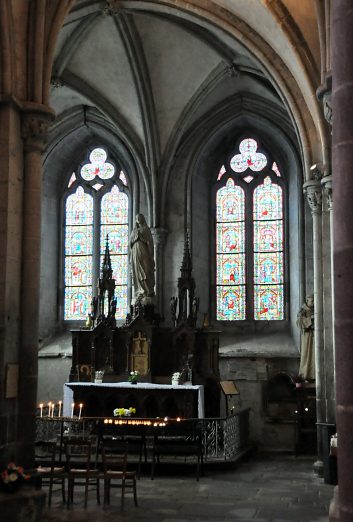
xmin=101 ymin=255 xmax=128 ymax=285
xmin=100 ymin=225 xmax=129 ymax=255
xmin=254 ymin=253 xmax=283 ymax=284
xmin=65 ymin=226 xmax=93 ymax=256
xmin=253 ymin=177 xmax=282 ymax=220
xmin=101 ymin=188 xmax=128 ymax=224
xmin=64 ymin=287 xmax=91 ymax=320
xmin=254 ymin=285 xmax=284 ymax=320
xmin=66 ymin=187 xmax=93 ymax=225
xmin=216 ymin=223 xmax=244 ymax=253
xmin=216 ymin=179 xmax=244 ymax=222
xmin=65 ymin=257 xmax=92 ymax=286
xmin=115 ymin=286 xmax=128 ymax=320
xmin=253 ymin=176 xmax=284 ymax=320
xmin=216 ymin=286 xmax=245 ymax=320
xmin=254 ymin=222 xmax=283 ymax=252
xmin=217 ymin=254 xmax=245 ymax=285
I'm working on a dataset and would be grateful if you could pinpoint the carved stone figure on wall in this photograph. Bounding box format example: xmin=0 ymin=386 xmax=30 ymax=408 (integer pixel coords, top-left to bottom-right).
xmin=297 ymin=295 xmax=315 ymax=381
xmin=130 ymin=213 xmax=155 ymax=302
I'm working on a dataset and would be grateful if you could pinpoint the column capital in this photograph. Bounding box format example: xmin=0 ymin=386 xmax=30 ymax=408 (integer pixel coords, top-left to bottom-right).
xmin=21 ymin=103 xmax=55 ymax=153
xmin=321 ymin=174 xmax=333 ymax=211
xmin=304 ymin=180 xmax=322 ymax=214
xmin=151 ymin=227 xmax=168 ymax=247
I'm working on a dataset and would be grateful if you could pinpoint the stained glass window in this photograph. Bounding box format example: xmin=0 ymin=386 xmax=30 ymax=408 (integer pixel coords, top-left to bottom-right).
xmin=101 ymin=186 xmax=129 ymax=319
xmin=64 ymin=187 xmax=93 ymax=320
xmin=64 ymin=147 xmax=130 ymax=321
xmin=216 ymin=138 xmax=285 ymax=321
xmin=216 ymin=179 xmax=246 ymax=320
xmin=230 ymin=138 xmax=267 ymax=173
xmin=253 ymin=177 xmax=283 ymax=319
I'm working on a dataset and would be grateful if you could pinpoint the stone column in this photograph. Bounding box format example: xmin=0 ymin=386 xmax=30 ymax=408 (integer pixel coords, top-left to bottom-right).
xmin=17 ymin=108 xmax=53 ymax=466
xmin=321 ymin=175 xmax=336 ymax=423
xmin=151 ymin=227 xmax=168 ymax=314
xmin=304 ymin=180 xmax=325 ymax=466
xmin=330 ymin=3 xmax=353 ymax=520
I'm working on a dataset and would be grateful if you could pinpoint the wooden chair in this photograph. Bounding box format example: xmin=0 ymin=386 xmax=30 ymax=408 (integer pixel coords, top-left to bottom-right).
xmin=151 ymin=421 xmax=204 ymax=481
xmin=64 ymin=438 xmax=100 ymax=508
xmin=35 ymin=440 xmax=66 ymax=507
xmin=98 ymin=423 xmax=147 ymax=479
xmin=101 ymin=439 xmax=138 ymax=510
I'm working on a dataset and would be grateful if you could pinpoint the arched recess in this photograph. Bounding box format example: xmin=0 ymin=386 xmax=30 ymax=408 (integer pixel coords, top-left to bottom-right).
xmin=119 ymin=0 xmax=328 ymax=176
xmin=164 ymin=99 xmax=306 ymax=351
xmin=39 ymin=106 xmax=151 ymax=340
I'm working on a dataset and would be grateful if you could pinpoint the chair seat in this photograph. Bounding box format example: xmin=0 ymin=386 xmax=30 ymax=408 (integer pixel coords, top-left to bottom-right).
xmin=35 ymin=441 xmax=66 ymax=507
xmin=37 ymin=466 xmax=65 ymax=474
xmin=101 ymin=439 xmax=138 ymax=510
xmin=65 ymin=439 xmax=100 ymax=508
xmin=105 ymin=470 xmax=136 ymax=479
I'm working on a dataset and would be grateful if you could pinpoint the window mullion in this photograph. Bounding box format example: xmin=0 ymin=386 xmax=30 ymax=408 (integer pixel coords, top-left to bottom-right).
xmin=93 ymin=194 xmax=100 ymax=295
xmin=246 ymin=186 xmax=254 ymax=320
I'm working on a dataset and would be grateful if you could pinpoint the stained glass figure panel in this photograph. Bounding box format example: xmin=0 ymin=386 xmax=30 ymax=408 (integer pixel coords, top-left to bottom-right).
xmin=101 ymin=188 xmax=128 ymax=224
xmin=100 ymin=225 xmax=129 ymax=255
xmin=115 ymin=286 xmax=128 ymax=320
xmin=253 ymin=177 xmax=282 ymax=220
xmin=217 ymin=254 xmax=245 ymax=285
xmin=65 ymin=257 xmax=92 ymax=287
xmin=216 ymin=223 xmax=244 ymax=253
xmin=101 ymin=255 xmax=128 ymax=285
xmin=66 ymin=187 xmax=93 ymax=225
xmin=254 ymin=253 xmax=283 ymax=284
xmin=64 ymin=287 xmax=91 ymax=320
xmin=254 ymin=285 xmax=284 ymax=320
xmin=216 ymin=179 xmax=244 ymax=222
xmin=65 ymin=226 xmax=93 ymax=256
xmin=216 ymin=286 xmax=245 ymax=320
xmin=254 ymin=221 xmax=283 ymax=252
xmin=230 ymin=138 xmax=267 ymax=173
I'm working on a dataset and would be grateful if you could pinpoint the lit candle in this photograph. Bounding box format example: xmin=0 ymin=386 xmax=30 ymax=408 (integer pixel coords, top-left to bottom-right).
xmin=79 ymin=403 xmax=83 ymax=419
xmin=48 ymin=402 xmax=52 ymax=417
xmin=58 ymin=400 xmax=62 ymax=417
xmin=71 ymin=402 xmax=75 ymax=418
xmin=51 ymin=403 xmax=55 ymax=417
xmin=39 ymin=403 xmax=43 ymax=417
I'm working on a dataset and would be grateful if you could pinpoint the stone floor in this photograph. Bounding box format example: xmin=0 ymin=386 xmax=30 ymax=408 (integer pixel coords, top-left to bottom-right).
xmin=42 ymin=453 xmax=334 ymax=522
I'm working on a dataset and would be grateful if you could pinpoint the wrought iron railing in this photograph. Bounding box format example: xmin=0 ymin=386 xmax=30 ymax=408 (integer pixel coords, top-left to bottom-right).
xmin=35 ymin=408 xmax=251 ymax=462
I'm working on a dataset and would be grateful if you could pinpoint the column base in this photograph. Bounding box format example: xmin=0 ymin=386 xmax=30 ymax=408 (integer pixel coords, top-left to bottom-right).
xmin=329 ymin=486 xmax=339 ymax=522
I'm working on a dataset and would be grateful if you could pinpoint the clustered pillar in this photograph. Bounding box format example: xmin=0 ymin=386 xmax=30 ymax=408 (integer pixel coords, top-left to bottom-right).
xmin=330 ymin=1 xmax=353 ymax=520
xmin=17 ymin=108 xmax=53 ymax=467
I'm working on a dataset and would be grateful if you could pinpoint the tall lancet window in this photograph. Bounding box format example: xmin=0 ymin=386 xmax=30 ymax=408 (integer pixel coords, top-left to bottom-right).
xmin=64 ymin=147 xmax=129 ymax=321
xmin=215 ymin=137 xmax=285 ymax=321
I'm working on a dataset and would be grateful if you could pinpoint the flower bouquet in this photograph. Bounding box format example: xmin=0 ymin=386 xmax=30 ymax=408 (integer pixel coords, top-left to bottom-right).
xmin=1 ymin=463 xmax=30 ymax=493
xmin=128 ymin=370 xmax=139 ymax=384
xmin=113 ymin=407 xmax=136 ymax=417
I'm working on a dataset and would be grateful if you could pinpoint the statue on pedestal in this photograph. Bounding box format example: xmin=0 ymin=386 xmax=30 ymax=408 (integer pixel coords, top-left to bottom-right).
xmin=130 ymin=213 xmax=155 ymax=303
xmin=297 ymin=295 xmax=315 ymax=381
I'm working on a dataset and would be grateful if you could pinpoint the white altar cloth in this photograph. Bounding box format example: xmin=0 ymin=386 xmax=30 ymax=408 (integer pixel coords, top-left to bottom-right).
xmin=63 ymin=382 xmax=205 ymax=418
